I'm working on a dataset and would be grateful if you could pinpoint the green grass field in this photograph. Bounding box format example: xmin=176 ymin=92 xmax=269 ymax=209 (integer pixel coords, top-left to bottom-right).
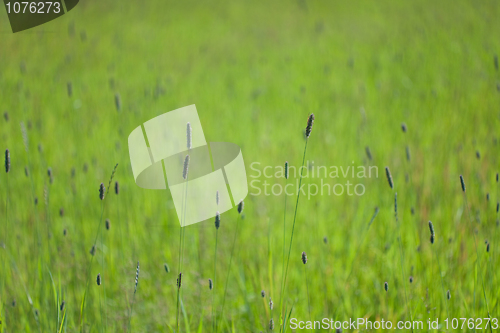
xmin=1 ymin=0 xmax=500 ymax=331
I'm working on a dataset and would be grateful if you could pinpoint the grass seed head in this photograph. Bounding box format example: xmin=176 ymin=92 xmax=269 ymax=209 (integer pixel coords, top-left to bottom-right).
xmin=430 ymin=233 xmax=435 ymax=244
xmin=5 ymin=149 xmax=10 ymax=173
xmin=409 ymin=276 xmax=413 ymax=283
xmin=269 ymin=319 xmax=274 ymax=330
xmin=182 ymin=155 xmax=190 ymax=180
xmin=209 ymin=278 xmax=213 ymax=290
xmin=447 ymin=290 xmax=451 ymax=300
xmin=90 ymin=245 xmax=95 ymax=256
xmin=428 ymin=221 xmax=435 ymax=236
xmin=269 ymin=297 xmax=273 ymax=310
xmin=67 ymin=82 xmax=72 ymax=97
xmin=460 ymin=175 xmax=465 ymax=192
xmin=401 ymin=122 xmax=407 ymax=133
xmin=237 ymin=200 xmax=244 ymax=214
xmin=164 ymin=263 xmax=170 ymax=273
xmin=261 ymin=290 xmax=265 ymax=298
xmin=187 ymin=122 xmax=192 ymax=150
xmin=96 ymin=273 xmax=101 ymax=286
xmin=385 ymin=167 xmax=393 ymax=189
xmin=405 ymin=146 xmax=410 ymax=161
xmin=365 ymin=146 xmax=372 ymax=160
xmin=384 ymin=281 xmax=388 ymax=292
xmin=177 ymin=273 xmax=182 ymax=289
xmin=215 ymin=211 xmax=220 ymax=229
xmin=323 ymin=236 xmax=328 ymax=244
xmin=115 ymin=93 xmax=121 ymax=112
xmin=99 ymin=183 xmax=105 ymax=200
xmin=487 ymin=243 xmax=490 ymax=253
xmin=134 ymin=261 xmax=140 ymax=293
xmin=3 ymin=112 xmax=8 ymax=121
xmin=105 ymin=219 xmax=110 ymax=230
xmin=285 ymin=161 xmax=289 ymax=179
xmin=487 ymin=193 xmax=490 ymax=201
xmin=115 ymin=181 xmax=119 ymax=195
xmin=476 ymin=151 xmax=481 ymax=159
xmin=305 ymin=113 xmax=315 ymax=138
xmin=63 ymin=229 xmax=67 ymax=236
xmin=497 ymin=202 xmax=499 ymax=213
xmin=60 ymin=301 xmax=65 ymax=312
xmin=301 ymin=251 xmax=307 ymax=264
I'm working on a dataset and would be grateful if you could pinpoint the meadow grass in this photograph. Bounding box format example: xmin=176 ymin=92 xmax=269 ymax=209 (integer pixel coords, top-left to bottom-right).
xmin=1 ymin=0 xmax=500 ymax=331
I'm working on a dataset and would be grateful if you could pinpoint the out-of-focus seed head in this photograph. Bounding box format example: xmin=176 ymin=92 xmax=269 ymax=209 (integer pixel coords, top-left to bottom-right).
xmin=182 ymin=155 xmax=190 ymax=180
xmin=476 ymin=151 xmax=481 ymax=159
xmin=90 ymin=245 xmax=95 ymax=256
xmin=301 ymin=251 xmax=307 ymax=264
xmin=428 ymin=221 xmax=435 ymax=236
xmin=401 ymin=123 xmax=407 ymax=133
xmin=497 ymin=202 xmax=499 ymax=213
xmin=487 ymin=193 xmax=490 ymax=201
xmin=269 ymin=297 xmax=273 ymax=310
xmin=164 ymin=263 xmax=170 ymax=273
xmin=365 ymin=146 xmax=372 ymax=160
xmin=34 ymin=197 xmax=38 ymax=205
xmin=447 ymin=290 xmax=451 ymax=300
xmin=285 ymin=161 xmax=289 ymax=179
xmin=99 ymin=183 xmax=105 ymax=200
xmin=186 ymin=122 xmax=192 ymax=150
xmin=96 ymin=273 xmax=101 ymax=286
xmin=405 ymin=146 xmax=410 ymax=162
xmin=430 ymin=233 xmax=435 ymax=244
xmin=237 ymin=200 xmax=244 ymax=214
xmin=59 ymin=208 xmax=64 ymax=217
xmin=409 ymin=276 xmax=413 ymax=283
xmin=384 ymin=282 xmax=388 ymax=292
xmin=411 ymin=207 xmax=415 ymax=215
xmin=385 ymin=167 xmax=393 ymax=189
xmin=269 ymin=319 xmax=274 ymax=330
xmin=67 ymin=82 xmax=72 ymax=97
xmin=115 ymin=181 xmax=119 ymax=195
xmin=305 ymin=113 xmax=315 ymax=138
xmin=3 ymin=112 xmax=8 ymax=121
xmin=5 ymin=149 xmax=10 ymax=173
xmin=60 ymin=301 xmax=65 ymax=312
xmin=261 ymin=290 xmax=265 ymax=298
xmin=215 ymin=211 xmax=220 ymax=229
xmin=115 ymin=93 xmax=121 ymax=112
xmin=460 ymin=175 xmax=465 ymax=192
xmin=63 ymin=229 xmax=67 ymax=236
xmin=25 ymin=166 xmax=29 ymax=177
xmin=105 ymin=219 xmax=110 ymax=230
xmin=323 ymin=236 xmax=328 ymax=244
xmin=487 ymin=243 xmax=490 ymax=253
xmin=209 ymin=278 xmax=213 ymax=290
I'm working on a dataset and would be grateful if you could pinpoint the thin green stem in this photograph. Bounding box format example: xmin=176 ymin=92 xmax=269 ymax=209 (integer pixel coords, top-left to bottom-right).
xmin=304 ymin=264 xmax=311 ymax=321
xmin=279 ymin=139 xmax=308 ymax=332
xmin=212 ymin=229 xmax=219 ymax=333
xmin=219 ymin=214 xmax=241 ymax=332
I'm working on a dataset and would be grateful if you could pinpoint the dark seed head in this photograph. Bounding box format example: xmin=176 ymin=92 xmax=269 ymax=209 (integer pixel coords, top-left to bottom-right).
xmin=3 ymin=112 xmax=8 ymax=121
xmin=323 ymin=236 xmax=327 ymax=244
xmin=401 ymin=123 xmax=407 ymax=133
xmin=115 ymin=93 xmax=121 ymax=112
xmin=134 ymin=261 xmax=140 ymax=293
xmin=269 ymin=297 xmax=273 ymax=310
xmin=269 ymin=319 xmax=274 ymax=330
xmin=34 ymin=197 xmax=38 ymax=205
xmin=59 ymin=208 xmax=64 ymax=217
xmin=164 ymin=263 xmax=170 ymax=273
xmin=208 ymin=278 xmax=213 ymax=290
xmin=182 ymin=155 xmax=190 ymax=180
xmin=99 ymin=183 xmax=105 ymax=200
xmin=405 ymin=146 xmax=410 ymax=162
xmin=90 ymin=245 xmax=95 ymax=256
xmin=430 ymin=233 xmax=435 ymax=244
xmin=384 ymin=281 xmax=388 ymax=292
xmin=385 ymin=167 xmax=393 ymax=189
xmin=284 ymin=161 xmax=289 ymax=179
xmin=447 ymin=290 xmax=451 ymax=300
xmin=409 ymin=276 xmax=413 ymax=283
xmin=487 ymin=243 xmax=490 ymax=253
xmin=411 ymin=207 xmax=415 ymax=215
xmin=496 ymin=173 xmax=498 ymax=183
xmin=5 ymin=149 xmax=10 ymax=173
xmin=476 ymin=151 xmax=481 ymax=159
xmin=60 ymin=301 xmax=65 ymax=312
xmin=305 ymin=113 xmax=315 ymax=138
xmin=63 ymin=229 xmax=67 ymax=236
xmin=428 ymin=221 xmax=435 ymax=236
xmin=177 ymin=273 xmax=182 ymax=289
xmin=460 ymin=175 xmax=465 ymax=192
xmin=487 ymin=193 xmax=490 ymax=201
xmin=237 ymin=200 xmax=244 ymax=214
xmin=261 ymin=290 xmax=265 ymax=298
xmin=301 ymin=251 xmax=307 ymax=264
xmin=365 ymin=146 xmax=372 ymax=160
xmin=215 ymin=211 xmax=220 ymax=229
xmin=497 ymin=202 xmax=499 ymax=213
xmin=96 ymin=273 xmax=101 ymax=286
xmin=105 ymin=219 xmax=110 ymax=230
xmin=115 ymin=181 xmax=119 ymax=195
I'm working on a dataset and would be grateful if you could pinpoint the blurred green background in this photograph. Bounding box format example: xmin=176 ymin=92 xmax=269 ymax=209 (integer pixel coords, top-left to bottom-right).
xmin=1 ymin=0 xmax=500 ymax=331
